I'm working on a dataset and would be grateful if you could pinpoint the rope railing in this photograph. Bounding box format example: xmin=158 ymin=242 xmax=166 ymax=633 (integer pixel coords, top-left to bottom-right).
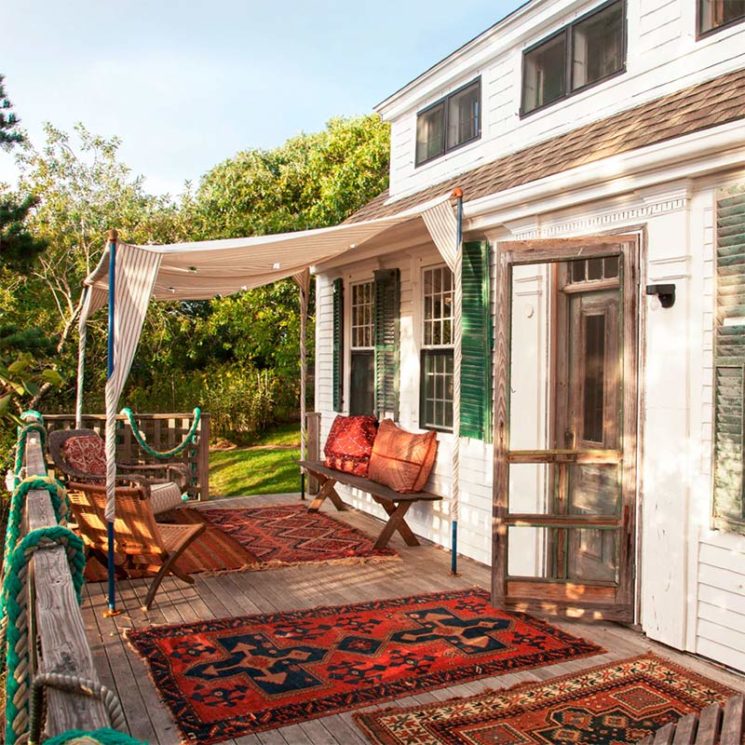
xmin=1 ymin=413 xmax=141 ymax=743
xmin=119 ymin=407 xmax=201 ymax=460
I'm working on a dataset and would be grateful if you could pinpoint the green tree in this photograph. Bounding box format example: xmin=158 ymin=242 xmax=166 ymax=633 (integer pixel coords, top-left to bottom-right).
xmin=0 ymin=75 xmax=52 ymax=468
xmin=0 ymin=74 xmax=46 ymax=270
xmin=196 ymin=114 xmax=389 ymax=238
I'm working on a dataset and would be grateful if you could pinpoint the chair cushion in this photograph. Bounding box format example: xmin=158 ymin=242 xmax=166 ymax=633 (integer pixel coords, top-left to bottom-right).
xmin=367 ymin=420 xmax=438 ymax=493
xmin=61 ymin=435 xmax=106 ymax=476
xmin=150 ymin=482 xmax=186 ymax=514
xmin=323 ymin=415 xmax=379 ymax=477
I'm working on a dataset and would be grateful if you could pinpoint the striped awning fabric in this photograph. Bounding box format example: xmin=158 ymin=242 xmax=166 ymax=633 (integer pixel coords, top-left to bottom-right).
xmin=82 ymin=194 xmax=458 ymax=305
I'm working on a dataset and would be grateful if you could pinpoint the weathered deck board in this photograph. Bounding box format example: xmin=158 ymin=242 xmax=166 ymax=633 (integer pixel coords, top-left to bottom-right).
xmin=84 ymin=493 xmax=745 ymax=745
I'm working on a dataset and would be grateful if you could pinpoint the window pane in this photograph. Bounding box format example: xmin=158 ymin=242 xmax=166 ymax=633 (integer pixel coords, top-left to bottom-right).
xmin=416 ymin=102 xmax=445 ymax=164
xmin=587 ymin=258 xmax=603 ymax=280
xmin=583 ymin=314 xmax=606 ymax=444
xmin=700 ymin=0 xmax=745 ymax=33
xmin=571 ymin=260 xmax=586 ymax=283
xmin=422 ymin=350 xmax=454 ymax=430
xmin=604 ymin=256 xmax=619 ymax=278
xmin=351 ymin=281 xmax=374 ymax=350
xmin=350 ymin=351 xmax=375 ymax=416
xmin=523 ymin=31 xmax=567 ymax=114
xmin=447 ymin=81 xmax=480 ymax=149
xmin=572 ymin=1 xmax=625 ymax=90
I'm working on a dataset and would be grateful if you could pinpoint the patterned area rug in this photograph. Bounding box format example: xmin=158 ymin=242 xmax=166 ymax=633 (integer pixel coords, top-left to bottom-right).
xmin=126 ymin=588 xmax=603 ymax=742
xmin=85 ymin=504 xmax=396 ymax=581
xmin=355 ymin=653 xmax=740 ymax=745
xmin=198 ymin=503 xmax=397 ymax=566
xmin=84 ymin=508 xmax=256 ymax=581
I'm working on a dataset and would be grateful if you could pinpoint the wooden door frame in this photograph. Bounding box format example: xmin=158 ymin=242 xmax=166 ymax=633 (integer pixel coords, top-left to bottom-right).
xmin=491 ymin=235 xmax=639 ymax=623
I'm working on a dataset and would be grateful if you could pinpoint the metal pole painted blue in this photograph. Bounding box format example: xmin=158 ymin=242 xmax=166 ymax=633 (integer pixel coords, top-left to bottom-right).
xmin=107 ymin=229 xmax=118 ymax=613
xmin=451 ymin=189 xmax=463 ymax=576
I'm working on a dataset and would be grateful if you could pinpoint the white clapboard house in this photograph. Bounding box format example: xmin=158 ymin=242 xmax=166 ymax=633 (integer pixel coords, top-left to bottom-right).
xmin=311 ymin=0 xmax=745 ymax=673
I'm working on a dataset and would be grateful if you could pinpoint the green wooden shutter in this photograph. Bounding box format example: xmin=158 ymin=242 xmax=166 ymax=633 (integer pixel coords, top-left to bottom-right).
xmin=332 ymin=277 xmax=344 ymax=412
xmin=374 ymin=268 xmax=400 ymax=420
xmin=460 ymin=240 xmax=492 ymax=441
xmin=713 ymin=185 xmax=745 ymax=533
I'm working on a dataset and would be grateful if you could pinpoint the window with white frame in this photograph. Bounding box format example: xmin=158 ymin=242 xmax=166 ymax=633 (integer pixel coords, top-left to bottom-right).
xmin=350 ymin=281 xmax=375 ymax=415
xmin=420 ymin=265 xmax=454 ymax=431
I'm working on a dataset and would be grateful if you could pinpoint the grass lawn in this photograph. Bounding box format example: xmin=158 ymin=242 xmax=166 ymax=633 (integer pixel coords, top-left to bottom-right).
xmin=208 ymin=423 xmax=301 ymax=498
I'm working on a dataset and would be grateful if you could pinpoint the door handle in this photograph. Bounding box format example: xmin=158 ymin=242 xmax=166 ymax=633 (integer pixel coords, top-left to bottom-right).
xmin=564 ymin=429 xmax=576 ymax=448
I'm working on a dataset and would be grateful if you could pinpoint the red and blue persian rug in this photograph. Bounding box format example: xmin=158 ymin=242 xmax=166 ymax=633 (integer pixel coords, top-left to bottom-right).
xmin=355 ymin=653 xmax=740 ymax=745
xmin=197 ymin=504 xmax=398 ymax=567
xmin=127 ymin=588 xmax=603 ymax=742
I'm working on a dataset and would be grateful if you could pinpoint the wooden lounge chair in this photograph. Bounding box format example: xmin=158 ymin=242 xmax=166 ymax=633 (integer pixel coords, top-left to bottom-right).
xmin=636 ymin=694 xmax=744 ymax=745
xmin=49 ymin=428 xmax=189 ymax=514
xmin=67 ymin=480 xmax=205 ymax=610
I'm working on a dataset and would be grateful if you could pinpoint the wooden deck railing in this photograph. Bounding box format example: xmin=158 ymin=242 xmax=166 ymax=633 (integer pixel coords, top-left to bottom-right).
xmin=45 ymin=412 xmax=210 ymax=500
xmin=23 ymin=432 xmax=110 ymax=734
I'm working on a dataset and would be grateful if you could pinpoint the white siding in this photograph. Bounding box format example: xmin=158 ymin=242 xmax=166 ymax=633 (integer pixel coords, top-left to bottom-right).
xmin=691 ymin=186 xmax=745 ymax=673
xmin=382 ymin=0 xmax=745 ymax=199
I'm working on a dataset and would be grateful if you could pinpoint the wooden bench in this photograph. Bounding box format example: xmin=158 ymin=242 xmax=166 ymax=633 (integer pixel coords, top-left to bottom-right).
xmin=636 ymin=695 xmax=744 ymax=745
xmin=298 ymin=460 xmax=442 ymax=550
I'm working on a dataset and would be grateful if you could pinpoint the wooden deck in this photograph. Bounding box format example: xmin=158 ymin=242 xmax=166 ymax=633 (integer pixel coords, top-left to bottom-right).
xmin=83 ymin=494 xmax=745 ymax=745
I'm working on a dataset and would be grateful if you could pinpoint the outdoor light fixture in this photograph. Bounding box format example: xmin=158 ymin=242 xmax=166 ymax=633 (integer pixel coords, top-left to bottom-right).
xmin=646 ymin=283 xmax=676 ymax=308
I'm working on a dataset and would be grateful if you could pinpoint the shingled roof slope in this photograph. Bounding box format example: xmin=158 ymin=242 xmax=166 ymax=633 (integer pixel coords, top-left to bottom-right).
xmin=348 ymin=67 xmax=745 ymax=223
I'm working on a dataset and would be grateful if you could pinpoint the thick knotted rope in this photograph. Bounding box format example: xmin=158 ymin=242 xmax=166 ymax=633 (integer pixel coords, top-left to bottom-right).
xmin=3 ymin=476 xmax=70 ymax=570
xmin=13 ymin=413 xmax=47 ymax=490
xmin=119 ymin=407 xmax=201 ymax=459
xmin=41 ymin=729 xmax=147 ymax=745
xmin=29 ymin=673 xmax=126 ymax=745
xmin=1 ymin=527 xmax=86 ymax=745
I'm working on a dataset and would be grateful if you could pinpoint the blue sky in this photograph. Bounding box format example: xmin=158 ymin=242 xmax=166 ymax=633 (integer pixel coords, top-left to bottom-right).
xmin=1 ymin=1 xmax=524 ymax=196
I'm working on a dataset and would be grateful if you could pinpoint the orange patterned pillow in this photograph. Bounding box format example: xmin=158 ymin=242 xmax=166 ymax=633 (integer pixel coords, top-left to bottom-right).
xmin=323 ymin=415 xmax=379 ymax=477
xmin=61 ymin=435 xmax=107 ymax=476
xmin=367 ymin=420 xmax=438 ymax=493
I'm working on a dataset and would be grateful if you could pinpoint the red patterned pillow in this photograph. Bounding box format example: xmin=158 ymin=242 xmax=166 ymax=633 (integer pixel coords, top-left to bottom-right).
xmin=367 ymin=420 xmax=438 ymax=493
xmin=61 ymin=435 xmax=107 ymax=476
xmin=323 ymin=415 xmax=379 ymax=477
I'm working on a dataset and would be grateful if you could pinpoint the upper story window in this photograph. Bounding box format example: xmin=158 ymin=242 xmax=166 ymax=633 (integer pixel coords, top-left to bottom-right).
xmin=420 ymin=265 xmax=454 ymax=431
xmin=415 ymin=79 xmax=481 ymax=166
xmin=698 ymin=0 xmax=745 ymax=35
xmin=522 ymin=0 xmax=626 ymax=116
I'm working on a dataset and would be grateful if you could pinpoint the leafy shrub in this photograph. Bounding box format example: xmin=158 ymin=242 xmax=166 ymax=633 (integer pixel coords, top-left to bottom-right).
xmin=126 ymin=363 xmax=297 ymax=445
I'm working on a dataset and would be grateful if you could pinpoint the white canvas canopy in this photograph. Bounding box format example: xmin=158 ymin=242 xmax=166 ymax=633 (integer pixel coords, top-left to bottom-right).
xmin=76 ymin=192 xmax=461 ymax=610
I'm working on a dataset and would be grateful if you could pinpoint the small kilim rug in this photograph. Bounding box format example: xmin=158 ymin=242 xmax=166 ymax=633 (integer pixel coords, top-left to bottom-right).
xmin=197 ymin=503 xmax=398 ymax=566
xmin=355 ymin=653 xmax=741 ymax=745
xmin=126 ymin=588 xmax=603 ymax=742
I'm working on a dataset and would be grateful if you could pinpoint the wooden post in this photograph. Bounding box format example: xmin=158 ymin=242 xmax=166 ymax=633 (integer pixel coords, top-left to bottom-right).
xmin=198 ymin=413 xmax=210 ymax=500
xmin=306 ymin=412 xmax=321 ymax=495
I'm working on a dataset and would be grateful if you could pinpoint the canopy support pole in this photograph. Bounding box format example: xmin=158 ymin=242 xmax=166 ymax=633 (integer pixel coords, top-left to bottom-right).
xmin=297 ymin=270 xmax=310 ymax=500
xmin=451 ymin=188 xmax=464 ymax=576
xmin=105 ymin=229 xmax=118 ymax=616
xmin=75 ymin=288 xmax=88 ymax=429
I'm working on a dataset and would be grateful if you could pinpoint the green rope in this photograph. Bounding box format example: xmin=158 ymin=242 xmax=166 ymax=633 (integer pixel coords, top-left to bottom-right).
xmin=42 ymin=728 xmax=148 ymax=745
xmin=119 ymin=407 xmax=201 ymax=459
xmin=3 ymin=476 xmax=70 ymax=571
xmin=13 ymin=421 xmax=47 ymax=489
xmin=1 ymin=526 xmax=85 ymax=745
